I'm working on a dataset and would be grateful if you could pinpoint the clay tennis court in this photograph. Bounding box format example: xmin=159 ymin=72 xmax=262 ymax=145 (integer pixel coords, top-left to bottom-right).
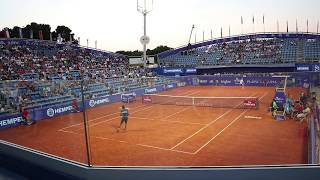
xmin=0 ymin=86 xmax=308 ymax=166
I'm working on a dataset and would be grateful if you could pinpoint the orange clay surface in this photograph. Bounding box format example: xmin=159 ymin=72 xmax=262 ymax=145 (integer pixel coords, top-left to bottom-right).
xmin=0 ymin=86 xmax=308 ymax=166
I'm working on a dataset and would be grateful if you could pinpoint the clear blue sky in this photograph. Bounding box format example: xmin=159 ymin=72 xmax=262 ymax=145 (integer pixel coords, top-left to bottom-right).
xmin=0 ymin=0 xmax=319 ymax=51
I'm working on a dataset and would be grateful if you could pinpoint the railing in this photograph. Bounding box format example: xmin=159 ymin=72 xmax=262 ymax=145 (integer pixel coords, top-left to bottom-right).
xmin=309 ymin=102 xmax=320 ymax=164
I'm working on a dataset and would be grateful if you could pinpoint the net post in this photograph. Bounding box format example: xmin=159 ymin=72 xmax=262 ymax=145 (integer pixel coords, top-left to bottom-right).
xmin=192 ymin=97 xmax=195 ymax=105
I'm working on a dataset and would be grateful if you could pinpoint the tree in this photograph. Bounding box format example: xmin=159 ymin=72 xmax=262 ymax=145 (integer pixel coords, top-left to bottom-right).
xmin=55 ymin=25 xmax=72 ymax=42
xmin=1 ymin=22 xmax=75 ymax=42
xmin=116 ymin=45 xmax=172 ymax=56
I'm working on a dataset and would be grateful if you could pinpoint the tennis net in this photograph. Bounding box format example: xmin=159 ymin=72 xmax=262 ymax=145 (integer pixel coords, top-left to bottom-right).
xmin=142 ymin=94 xmax=259 ymax=109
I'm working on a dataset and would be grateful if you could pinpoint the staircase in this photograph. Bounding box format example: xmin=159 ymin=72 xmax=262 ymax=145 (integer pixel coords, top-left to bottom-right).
xmin=296 ymin=39 xmax=305 ymax=63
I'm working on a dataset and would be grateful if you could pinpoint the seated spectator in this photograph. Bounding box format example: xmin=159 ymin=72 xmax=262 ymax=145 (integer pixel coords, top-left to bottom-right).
xmin=270 ymin=98 xmax=278 ymax=118
xmin=296 ymin=104 xmax=311 ymax=123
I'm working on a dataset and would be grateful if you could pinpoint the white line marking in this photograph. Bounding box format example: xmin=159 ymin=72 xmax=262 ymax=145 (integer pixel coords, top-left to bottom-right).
xmin=136 ymin=143 xmax=194 ymax=155
xmin=244 ymin=116 xmax=262 ymax=119
xmin=68 ymin=90 xmax=201 ymax=130
xmin=169 ymin=92 xmax=258 ymax=150
xmin=130 ymin=116 xmax=207 ymax=126
xmin=59 ymin=104 xmax=147 ymax=131
xmin=60 ymin=90 xmax=199 ymax=131
xmin=192 ymin=110 xmax=248 ymax=154
xmin=169 ymin=109 xmax=233 ymax=150
xmin=192 ymin=92 xmax=269 ymax=154
xmin=59 ymin=128 xmax=195 ymax=155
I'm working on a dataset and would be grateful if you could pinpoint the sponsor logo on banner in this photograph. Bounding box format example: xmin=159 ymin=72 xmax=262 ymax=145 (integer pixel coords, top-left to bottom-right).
xmin=145 ymin=88 xmax=157 ymax=94
xmin=47 ymin=106 xmax=73 ymax=117
xmin=177 ymin=82 xmax=186 ymax=87
xmin=167 ymin=84 xmax=174 ymax=88
xmin=163 ymin=69 xmax=183 ymax=73
xmin=243 ymin=99 xmax=257 ymax=108
xmin=274 ymin=91 xmax=286 ymax=110
xmin=199 ymin=80 xmax=208 ymax=84
xmin=121 ymin=93 xmax=136 ymax=102
xmin=89 ymin=98 xmax=110 ymax=107
xmin=143 ymin=96 xmax=152 ymax=103
xmin=297 ymin=66 xmax=310 ymax=71
xmin=314 ymin=65 xmax=319 ymax=72
xmin=221 ymin=80 xmax=231 ymax=85
xmin=0 ymin=117 xmax=23 ymax=127
xmin=185 ymin=69 xmax=196 ymax=73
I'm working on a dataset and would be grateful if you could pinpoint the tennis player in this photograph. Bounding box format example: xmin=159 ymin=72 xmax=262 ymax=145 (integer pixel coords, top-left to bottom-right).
xmin=118 ymin=105 xmax=129 ymax=131
xmin=240 ymin=78 xmax=244 ymax=89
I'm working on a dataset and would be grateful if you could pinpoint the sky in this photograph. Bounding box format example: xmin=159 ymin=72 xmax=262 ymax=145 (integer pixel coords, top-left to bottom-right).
xmin=0 ymin=0 xmax=319 ymax=52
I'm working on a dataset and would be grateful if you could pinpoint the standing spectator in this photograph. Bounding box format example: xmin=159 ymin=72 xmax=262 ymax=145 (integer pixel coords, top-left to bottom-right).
xmin=299 ymin=92 xmax=307 ymax=107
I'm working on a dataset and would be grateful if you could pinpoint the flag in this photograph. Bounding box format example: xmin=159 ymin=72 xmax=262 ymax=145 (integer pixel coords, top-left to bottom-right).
xmin=241 ymin=16 xmax=243 ymax=25
xmin=263 ymin=14 xmax=265 ymax=24
xmin=5 ymin=28 xmax=10 ymax=38
xmin=19 ymin=28 xmax=23 ymax=38
xmin=39 ymin=30 xmax=43 ymax=40
xmin=286 ymin=21 xmax=289 ymax=33
xmin=30 ymin=29 xmax=33 ymax=39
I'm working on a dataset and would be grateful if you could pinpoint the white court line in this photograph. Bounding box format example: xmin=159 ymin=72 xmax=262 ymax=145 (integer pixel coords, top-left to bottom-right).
xmin=87 ymin=91 xmax=200 ymax=129
xmin=191 ymin=92 xmax=268 ymax=154
xmin=136 ymin=143 xmax=194 ymax=155
xmin=192 ymin=110 xmax=248 ymax=154
xmin=169 ymin=109 xmax=233 ymax=150
xmin=58 ymin=92 xmax=269 ymax=156
xmin=60 ymin=90 xmax=199 ymax=131
xmin=67 ymin=90 xmax=201 ymax=131
xmin=59 ymin=104 xmax=146 ymax=131
xmin=58 ymin=129 xmax=194 ymax=155
xmin=130 ymin=116 xmax=207 ymax=126
xmin=169 ymin=92 xmax=258 ymax=150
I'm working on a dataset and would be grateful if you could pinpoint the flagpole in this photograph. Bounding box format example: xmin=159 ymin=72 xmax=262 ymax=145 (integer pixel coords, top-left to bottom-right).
xmin=203 ymin=31 xmax=204 ymax=42
xmin=241 ymin=16 xmax=243 ymax=34
xmin=252 ymin=15 xmax=255 ymax=34
xmin=263 ymin=14 xmax=265 ymax=33
xmin=307 ymin=19 xmax=309 ymax=33
xmin=210 ymin=29 xmax=213 ymax=39
xmin=277 ymin=20 xmax=279 ymax=33
xmin=317 ymin=20 xmax=319 ymax=34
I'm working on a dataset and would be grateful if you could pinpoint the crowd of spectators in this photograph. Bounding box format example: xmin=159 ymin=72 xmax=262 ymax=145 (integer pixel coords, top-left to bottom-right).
xmin=0 ymin=39 xmax=156 ymax=114
xmin=160 ymin=38 xmax=299 ymax=67
xmin=0 ymin=39 xmax=153 ymax=81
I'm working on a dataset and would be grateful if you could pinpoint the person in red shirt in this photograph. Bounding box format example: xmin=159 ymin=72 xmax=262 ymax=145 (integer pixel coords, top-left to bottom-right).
xmin=21 ymin=107 xmax=35 ymax=125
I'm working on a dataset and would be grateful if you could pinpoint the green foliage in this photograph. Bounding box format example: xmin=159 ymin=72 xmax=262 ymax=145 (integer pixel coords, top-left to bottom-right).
xmin=1 ymin=22 xmax=74 ymax=42
xmin=116 ymin=45 xmax=172 ymax=56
